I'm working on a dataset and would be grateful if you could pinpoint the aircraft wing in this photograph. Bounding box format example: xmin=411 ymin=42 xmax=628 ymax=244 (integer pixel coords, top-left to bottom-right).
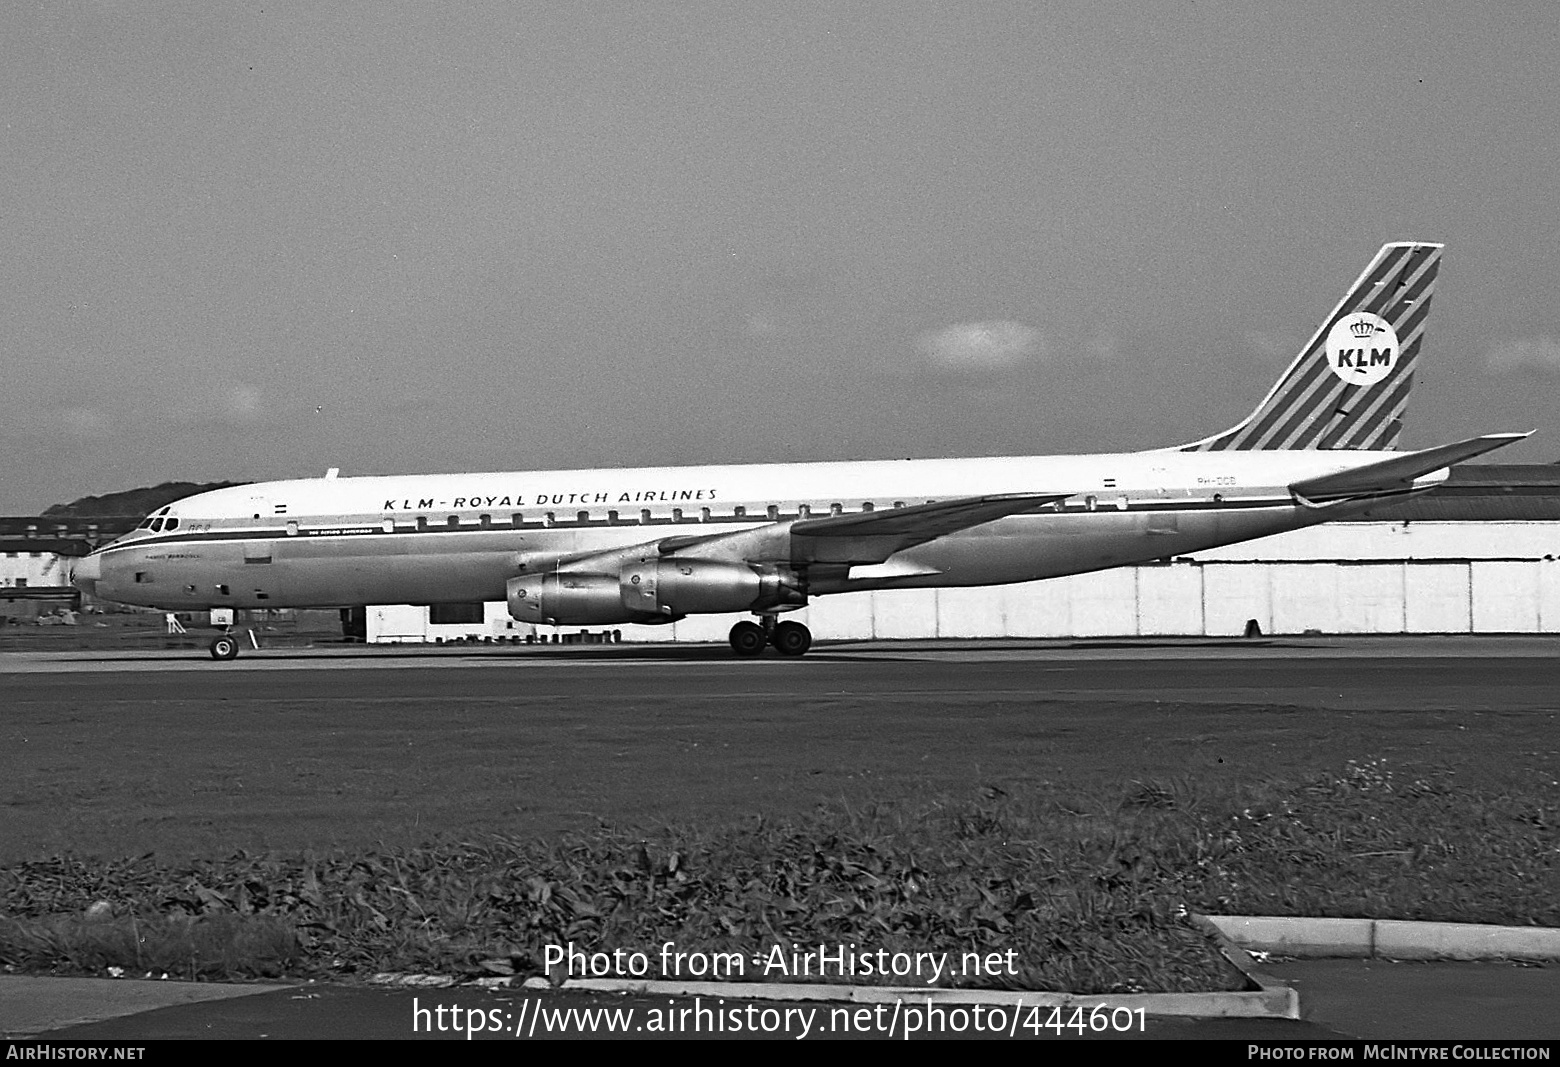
xmin=1289 ymin=432 xmax=1531 ymax=503
xmin=759 ymin=492 xmax=1070 ymax=565
xmin=523 ymin=492 xmax=1070 ymax=573
xmin=790 ymin=492 xmax=1066 ymax=550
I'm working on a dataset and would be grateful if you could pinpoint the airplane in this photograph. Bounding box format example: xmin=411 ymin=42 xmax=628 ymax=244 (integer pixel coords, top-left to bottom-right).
xmin=72 ymin=241 xmax=1528 ymax=660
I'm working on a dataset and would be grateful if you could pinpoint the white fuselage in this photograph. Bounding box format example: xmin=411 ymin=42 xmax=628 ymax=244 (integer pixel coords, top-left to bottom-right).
xmin=76 ymin=448 xmax=1437 ymax=614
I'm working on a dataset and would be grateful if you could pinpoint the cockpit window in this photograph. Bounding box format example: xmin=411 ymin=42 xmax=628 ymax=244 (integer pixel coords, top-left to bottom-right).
xmin=137 ymin=506 xmax=177 ymax=532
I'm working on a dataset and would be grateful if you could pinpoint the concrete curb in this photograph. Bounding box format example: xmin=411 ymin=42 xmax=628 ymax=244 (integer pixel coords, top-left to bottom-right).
xmin=1203 ymin=915 xmax=1560 ymax=961
xmin=506 ymin=975 xmax=1296 ymax=1019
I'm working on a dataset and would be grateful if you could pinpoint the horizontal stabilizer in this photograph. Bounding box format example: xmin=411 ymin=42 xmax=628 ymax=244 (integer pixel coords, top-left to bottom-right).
xmin=1289 ymin=433 xmax=1531 ymax=501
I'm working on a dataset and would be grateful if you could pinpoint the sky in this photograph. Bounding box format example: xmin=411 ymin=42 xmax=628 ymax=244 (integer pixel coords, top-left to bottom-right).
xmin=2 ymin=1 xmax=1558 ymax=514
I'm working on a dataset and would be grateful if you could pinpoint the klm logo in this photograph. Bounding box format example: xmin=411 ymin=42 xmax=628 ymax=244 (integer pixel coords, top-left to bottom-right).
xmin=1333 ymin=347 xmax=1394 ymax=369
xmin=1324 ymin=312 xmax=1399 ymax=386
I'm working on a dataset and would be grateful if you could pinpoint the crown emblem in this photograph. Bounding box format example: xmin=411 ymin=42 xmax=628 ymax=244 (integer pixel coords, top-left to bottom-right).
xmin=1348 ymin=319 xmax=1379 ymax=338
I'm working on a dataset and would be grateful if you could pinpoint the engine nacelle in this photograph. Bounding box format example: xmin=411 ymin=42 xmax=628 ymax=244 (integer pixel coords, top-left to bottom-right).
xmin=620 ymin=559 xmax=805 ymax=617
xmin=506 ymin=572 xmax=666 ymax=626
xmin=507 ymin=559 xmax=805 ymax=626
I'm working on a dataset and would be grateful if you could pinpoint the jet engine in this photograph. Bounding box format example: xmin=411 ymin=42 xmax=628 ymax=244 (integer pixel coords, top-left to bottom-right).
xmin=506 ymin=559 xmax=805 ymax=626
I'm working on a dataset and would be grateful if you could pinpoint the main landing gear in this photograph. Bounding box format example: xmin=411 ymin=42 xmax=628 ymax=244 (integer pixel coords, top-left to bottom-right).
xmin=729 ymin=616 xmax=812 ymax=658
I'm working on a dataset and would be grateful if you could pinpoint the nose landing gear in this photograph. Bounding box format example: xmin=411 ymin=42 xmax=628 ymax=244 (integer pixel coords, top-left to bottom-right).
xmin=728 ymin=616 xmax=813 ymax=657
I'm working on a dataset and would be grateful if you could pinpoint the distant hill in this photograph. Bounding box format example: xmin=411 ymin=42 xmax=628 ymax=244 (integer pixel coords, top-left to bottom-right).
xmin=43 ymin=481 xmax=250 ymax=518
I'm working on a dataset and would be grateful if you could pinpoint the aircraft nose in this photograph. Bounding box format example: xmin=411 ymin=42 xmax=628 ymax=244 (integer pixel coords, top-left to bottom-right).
xmin=71 ymin=551 xmax=101 ymax=594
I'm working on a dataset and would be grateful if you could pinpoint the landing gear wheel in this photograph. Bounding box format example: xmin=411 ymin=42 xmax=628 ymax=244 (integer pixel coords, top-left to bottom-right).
xmin=209 ymin=634 xmax=240 ymax=661
xmin=728 ymin=620 xmax=766 ymax=657
xmin=771 ymin=620 xmax=812 ymax=657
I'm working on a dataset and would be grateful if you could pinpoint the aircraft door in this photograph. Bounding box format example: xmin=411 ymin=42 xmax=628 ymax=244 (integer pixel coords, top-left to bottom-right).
xmin=243 ymin=493 xmax=274 ymax=564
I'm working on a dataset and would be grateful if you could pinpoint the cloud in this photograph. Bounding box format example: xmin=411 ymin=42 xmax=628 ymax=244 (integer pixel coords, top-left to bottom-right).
xmin=226 ymin=384 xmax=265 ymax=421
xmin=1084 ymin=330 xmax=1123 ymax=363
xmin=1244 ymin=330 xmax=1299 ymax=362
xmin=1486 ymin=337 xmax=1560 ymax=374
xmin=917 ymin=321 xmax=1042 ymax=370
xmin=164 ymin=382 xmax=269 ymax=426
xmin=59 ymin=407 xmax=112 ymax=438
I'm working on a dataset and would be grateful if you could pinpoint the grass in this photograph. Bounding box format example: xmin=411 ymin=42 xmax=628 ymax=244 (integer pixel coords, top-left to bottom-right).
xmin=2 ymin=763 xmax=1555 ymax=993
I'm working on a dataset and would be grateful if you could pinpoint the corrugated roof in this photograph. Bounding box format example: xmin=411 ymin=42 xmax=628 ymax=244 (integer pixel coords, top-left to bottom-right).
xmin=1347 ymin=496 xmax=1560 ymax=522
xmin=0 ymin=538 xmax=95 ymax=556
xmin=1438 ymin=462 xmax=1560 ymax=487
xmin=1341 ymin=463 xmax=1560 ymax=522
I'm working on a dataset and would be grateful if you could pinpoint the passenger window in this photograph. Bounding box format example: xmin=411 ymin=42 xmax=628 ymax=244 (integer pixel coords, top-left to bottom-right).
xmin=479 ymin=514 xmax=492 ymax=528
xmin=672 ymin=508 xmax=683 ymax=522
xmin=608 ymin=510 xmax=620 ymax=524
xmin=893 ymin=501 xmax=906 ymax=509
xmin=285 ymin=521 xmax=299 ymax=536
xmin=511 ymin=513 xmax=523 ymax=527
xmin=733 ymin=506 xmax=746 ymax=518
xmin=577 ymin=510 xmax=589 ymax=524
xmin=767 ymin=504 xmax=780 ymax=520
xmin=545 ymin=512 xmax=557 ymax=527
xmin=416 ymin=516 xmax=428 ymax=531
xmin=700 ymin=507 xmax=711 ymax=522
xmin=1085 ymin=495 xmax=1097 ymax=512
xmin=447 ymin=515 xmax=460 ymax=528
xmin=381 ymin=519 xmax=395 ymax=534
xmin=830 ymin=503 xmax=842 ymax=515
xmin=639 ymin=509 xmax=651 ymax=524
xmin=862 ymin=501 xmax=874 ymax=512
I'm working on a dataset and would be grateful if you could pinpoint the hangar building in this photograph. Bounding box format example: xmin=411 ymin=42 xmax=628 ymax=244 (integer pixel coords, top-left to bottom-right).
xmin=364 ymin=463 xmax=1560 ymax=644
xmin=0 ymin=518 xmax=111 ymax=619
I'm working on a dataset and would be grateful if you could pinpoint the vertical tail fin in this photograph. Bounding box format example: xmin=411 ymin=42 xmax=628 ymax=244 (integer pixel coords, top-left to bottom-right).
xmin=1182 ymin=241 xmax=1442 ymax=452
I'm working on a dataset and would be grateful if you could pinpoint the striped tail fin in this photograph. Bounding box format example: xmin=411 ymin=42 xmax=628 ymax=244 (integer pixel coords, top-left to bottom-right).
xmin=1182 ymin=241 xmax=1442 ymax=452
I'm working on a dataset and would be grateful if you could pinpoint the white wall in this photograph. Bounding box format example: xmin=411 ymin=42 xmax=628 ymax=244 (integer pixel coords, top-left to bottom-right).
xmin=367 ymin=521 xmax=1560 ymax=642
xmin=0 ymin=550 xmax=73 ymax=587
xmin=368 ymin=601 xmax=540 ymax=643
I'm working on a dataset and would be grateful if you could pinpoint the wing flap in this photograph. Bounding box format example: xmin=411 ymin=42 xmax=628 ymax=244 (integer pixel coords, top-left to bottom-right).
xmin=1289 ymin=432 xmax=1531 ymax=501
